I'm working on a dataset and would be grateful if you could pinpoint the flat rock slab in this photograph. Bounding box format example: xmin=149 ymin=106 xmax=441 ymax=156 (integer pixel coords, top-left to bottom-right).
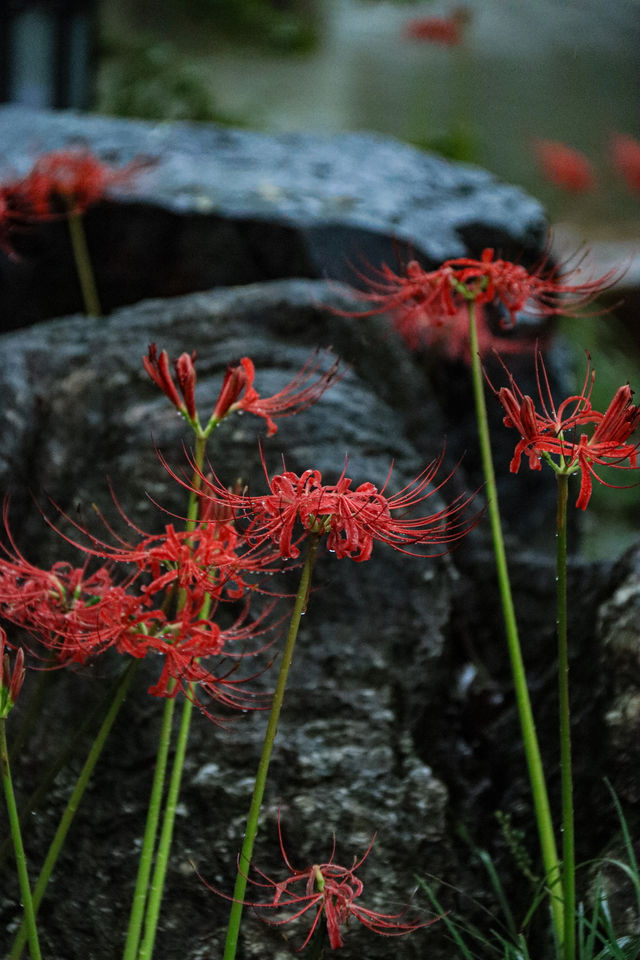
xmin=0 ymin=106 xmax=547 ymax=326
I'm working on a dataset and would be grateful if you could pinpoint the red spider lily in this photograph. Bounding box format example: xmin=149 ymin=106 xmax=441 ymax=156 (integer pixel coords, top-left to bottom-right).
xmin=487 ymin=350 xmax=640 ymax=509
xmin=144 ymin=345 xmax=342 ymax=437
xmin=115 ymin=596 xmax=277 ymax=712
xmin=0 ymin=509 xmax=278 ymax=710
xmin=610 ymin=132 xmax=640 ymax=195
xmin=533 ymin=139 xmax=595 ymax=193
xmin=0 ymin=543 xmax=275 ymax=712
xmin=2 ymin=147 xmax=149 ymax=220
xmin=201 ymin=818 xmax=437 ymax=951
xmin=0 ymin=546 xmax=147 ymax=665
xmin=143 ymin=344 xmax=198 ymax=422
xmin=212 ymin=354 xmax=343 ymax=436
xmin=345 ymin=247 xmax=617 ymax=344
xmin=189 ymin=448 xmax=477 ymax=562
xmin=404 ymin=8 xmax=470 ymax=46
xmin=44 ymin=493 xmax=284 ymax=602
xmin=392 ymin=297 xmax=532 ymax=360
xmin=0 ymin=626 xmax=25 ymax=716
xmin=51 ymin=510 xmax=243 ymax=599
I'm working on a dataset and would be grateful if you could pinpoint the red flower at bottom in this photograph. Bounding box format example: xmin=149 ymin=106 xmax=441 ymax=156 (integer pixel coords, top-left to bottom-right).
xmin=203 ymin=818 xmax=438 ymax=951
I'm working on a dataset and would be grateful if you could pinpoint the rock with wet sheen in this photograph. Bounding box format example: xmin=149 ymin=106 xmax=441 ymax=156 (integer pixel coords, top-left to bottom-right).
xmin=0 ymin=104 xmax=547 ymax=329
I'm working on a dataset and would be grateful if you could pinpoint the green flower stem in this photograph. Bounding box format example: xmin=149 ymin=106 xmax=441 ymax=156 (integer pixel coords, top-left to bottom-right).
xmin=0 ymin=665 xmax=134 ymax=872
xmin=127 ymin=430 xmax=211 ymax=960
xmin=66 ymin=210 xmax=101 ymax=317
xmin=1 ymin=719 xmax=42 ymax=960
xmin=137 ymin=594 xmax=213 ymax=960
xmin=137 ymin=687 xmax=194 ymax=960
xmin=9 ymin=659 xmax=138 ymax=960
xmin=467 ymin=301 xmax=563 ymax=943
xmin=223 ymin=533 xmax=321 ymax=960
xmin=556 ymin=472 xmax=575 ymax=960
xmin=306 ymin=921 xmax=329 ymax=959
xmin=122 ymin=689 xmax=177 ymax=960
xmin=186 ymin=434 xmax=208 ymax=529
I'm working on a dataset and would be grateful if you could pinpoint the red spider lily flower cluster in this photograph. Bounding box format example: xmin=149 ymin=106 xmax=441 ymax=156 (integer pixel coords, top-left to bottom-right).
xmin=203 ymin=819 xmax=435 ymax=951
xmin=488 ymin=350 xmax=640 ymax=509
xmin=345 ymin=248 xmax=616 ymax=356
xmin=0 ymin=507 xmax=279 ymax=711
xmin=533 ymin=139 xmax=595 ymax=193
xmin=0 ymin=626 xmax=25 ymax=717
xmin=51 ymin=499 xmax=282 ymax=603
xmin=393 ymin=297 xmax=531 ymax=361
xmin=610 ymin=132 xmax=640 ymax=195
xmin=1 ymin=147 xmax=149 ymax=221
xmin=144 ymin=345 xmax=342 ymax=437
xmin=189 ymin=449 xmax=477 ymax=562
xmin=404 ymin=7 xmax=470 ymax=46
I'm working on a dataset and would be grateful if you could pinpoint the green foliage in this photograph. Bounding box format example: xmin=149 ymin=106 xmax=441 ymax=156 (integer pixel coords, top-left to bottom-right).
xmin=98 ymin=38 xmax=242 ymax=124
xmin=495 ymin=811 xmax=539 ymax=887
xmin=149 ymin=0 xmax=318 ymax=54
xmin=417 ymin=792 xmax=640 ymax=960
xmin=412 ymin=121 xmax=480 ymax=164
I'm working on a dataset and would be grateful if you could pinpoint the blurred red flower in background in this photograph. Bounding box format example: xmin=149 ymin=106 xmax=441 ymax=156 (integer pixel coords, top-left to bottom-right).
xmin=610 ymin=133 xmax=640 ymax=194
xmin=405 ymin=7 xmax=470 ymax=46
xmin=2 ymin=147 xmax=149 ymax=220
xmin=343 ymin=247 xmax=616 ymax=358
xmin=533 ymin=139 xmax=595 ymax=192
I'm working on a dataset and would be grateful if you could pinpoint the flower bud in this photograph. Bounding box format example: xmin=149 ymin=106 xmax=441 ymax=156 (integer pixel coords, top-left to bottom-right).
xmin=0 ymin=629 xmax=25 ymax=717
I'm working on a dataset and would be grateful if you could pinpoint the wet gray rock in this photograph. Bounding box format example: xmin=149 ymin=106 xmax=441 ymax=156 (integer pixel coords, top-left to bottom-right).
xmin=599 ymin=548 xmax=640 ymax=806
xmin=0 ymin=105 xmax=547 ymax=328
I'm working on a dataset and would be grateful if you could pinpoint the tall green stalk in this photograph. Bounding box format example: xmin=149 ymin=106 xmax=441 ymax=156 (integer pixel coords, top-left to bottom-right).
xmin=9 ymin=659 xmax=138 ymax=960
xmin=123 ymin=430 xmax=210 ymax=960
xmin=136 ymin=596 xmax=213 ymax=960
xmin=466 ymin=301 xmax=563 ymax=944
xmin=555 ymin=472 xmax=575 ymax=960
xmin=0 ymin=665 xmax=135 ymax=872
xmin=136 ymin=686 xmax=195 ymax=960
xmin=223 ymin=533 xmax=321 ymax=960
xmin=121 ymin=691 xmax=177 ymax=960
xmin=1 ymin=719 xmax=42 ymax=960
xmin=66 ymin=210 xmax=102 ymax=317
